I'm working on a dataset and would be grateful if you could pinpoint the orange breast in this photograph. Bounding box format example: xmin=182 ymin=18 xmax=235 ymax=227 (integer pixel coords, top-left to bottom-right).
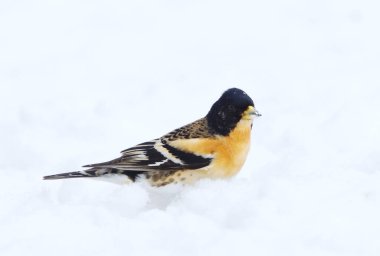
xmin=170 ymin=119 xmax=252 ymax=178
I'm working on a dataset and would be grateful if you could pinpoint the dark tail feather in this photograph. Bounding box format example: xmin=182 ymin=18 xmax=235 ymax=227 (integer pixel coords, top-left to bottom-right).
xmin=43 ymin=169 xmax=100 ymax=180
xmin=43 ymin=168 xmax=144 ymax=181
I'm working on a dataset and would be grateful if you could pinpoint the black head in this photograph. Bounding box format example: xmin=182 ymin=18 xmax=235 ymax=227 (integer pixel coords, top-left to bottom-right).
xmin=206 ymin=88 xmax=256 ymax=136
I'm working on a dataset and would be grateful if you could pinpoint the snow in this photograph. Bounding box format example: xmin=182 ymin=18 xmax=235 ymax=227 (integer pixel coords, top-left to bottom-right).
xmin=1 ymin=0 xmax=380 ymax=255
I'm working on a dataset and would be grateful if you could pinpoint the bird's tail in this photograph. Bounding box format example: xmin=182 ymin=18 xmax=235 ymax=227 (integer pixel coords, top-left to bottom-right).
xmin=43 ymin=168 xmax=144 ymax=183
xmin=43 ymin=168 xmax=105 ymax=180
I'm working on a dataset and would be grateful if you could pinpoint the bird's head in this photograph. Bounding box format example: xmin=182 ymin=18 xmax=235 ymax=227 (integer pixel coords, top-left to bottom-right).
xmin=206 ymin=88 xmax=260 ymax=136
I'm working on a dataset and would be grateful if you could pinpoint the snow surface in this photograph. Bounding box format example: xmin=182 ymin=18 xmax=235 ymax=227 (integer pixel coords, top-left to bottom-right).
xmin=1 ymin=0 xmax=380 ymax=255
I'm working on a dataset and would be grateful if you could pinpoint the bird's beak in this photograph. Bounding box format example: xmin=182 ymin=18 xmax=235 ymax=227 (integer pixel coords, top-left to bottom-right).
xmin=248 ymin=106 xmax=261 ymax=117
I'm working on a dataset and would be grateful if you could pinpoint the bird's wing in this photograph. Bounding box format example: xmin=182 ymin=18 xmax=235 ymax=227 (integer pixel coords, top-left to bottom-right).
xmin=84 ymin=118 xmax=213 ymax=171
xmin=84 ymin=118 xmax=215 ymax=172
xmin=83 ymin=139 xmax=213 ymax=171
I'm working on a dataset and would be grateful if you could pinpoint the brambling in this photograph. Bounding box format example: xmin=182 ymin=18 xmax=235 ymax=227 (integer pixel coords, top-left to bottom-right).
xmin=44 ymin=88 xmax=261 ymax=186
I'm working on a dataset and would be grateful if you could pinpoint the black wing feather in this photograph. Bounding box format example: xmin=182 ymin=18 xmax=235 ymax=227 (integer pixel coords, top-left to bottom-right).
xmin=83 ymin=139 xmax=212 ymax=172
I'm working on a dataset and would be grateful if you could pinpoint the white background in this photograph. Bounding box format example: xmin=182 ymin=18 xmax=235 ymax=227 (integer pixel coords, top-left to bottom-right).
xmin=1 ymin=0 xmax=379 ymax=255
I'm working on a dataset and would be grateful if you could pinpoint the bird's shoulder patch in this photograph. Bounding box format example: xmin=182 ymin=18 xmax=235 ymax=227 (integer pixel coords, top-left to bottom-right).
xmin=164 ymin=118 xmax=214 ymax=141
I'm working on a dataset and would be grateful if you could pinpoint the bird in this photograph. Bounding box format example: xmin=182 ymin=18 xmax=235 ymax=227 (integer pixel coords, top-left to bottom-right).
xmin=43 ymin=88 xmax=261 ymax=186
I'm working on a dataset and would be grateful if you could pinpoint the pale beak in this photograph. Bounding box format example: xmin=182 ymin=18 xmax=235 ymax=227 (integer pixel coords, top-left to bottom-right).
xmin=248 ymin=106 xmax=262 ymax=117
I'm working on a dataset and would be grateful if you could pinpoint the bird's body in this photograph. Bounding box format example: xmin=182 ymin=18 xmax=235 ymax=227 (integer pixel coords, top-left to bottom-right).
xmin=44 ymin=88 xmax=261 ymax=186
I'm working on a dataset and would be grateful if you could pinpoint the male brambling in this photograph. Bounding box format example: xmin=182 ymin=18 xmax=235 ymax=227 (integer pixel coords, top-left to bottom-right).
xmin=44 ymin=88 xmax=261 ymax=186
